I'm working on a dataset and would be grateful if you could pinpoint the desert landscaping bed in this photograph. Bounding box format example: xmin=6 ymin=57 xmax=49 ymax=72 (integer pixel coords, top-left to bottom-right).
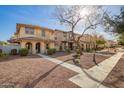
xmin=102 ymin=55 xmax=124 ymax=88
xmin=0 ymin=55 xmax=79 ymax=88
xmin=50 ymin=52 xmax=110 ymax=69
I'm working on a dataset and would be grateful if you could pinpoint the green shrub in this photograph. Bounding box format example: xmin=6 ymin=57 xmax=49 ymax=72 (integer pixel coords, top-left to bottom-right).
xmin=47 ymin=48 xmax=53 ymax=55
xmin=86 ymin=48 xmax=95 ymax=52
xmin=0 ymin=52 xmax=9 ymax=58
xmin=0 ymin=53 xmax=3 ymax=57
xmin=47 ymin=48 xmax=56 ymax=55
xmin=0 ymin=49 xmax=2 ymax=54
xmin=73 ymin=54 xmax=80 ymax=59
xmin=19 ymin=48 xmax=28 ymax=56
xmin=86 ymin=48 xmax=91 ymax=52
xmin=0 ymin=52 xmax=5 ymax=58
xmin=65 ymin=48 xmax=71 ymax=53
xmin=11 ymin=49 xmax=17 ymax=55
xmin=59 ymin=46 xmax=62 ymax=51
xmin=52 ymin=48 xmax=56 ymax=53
xmin=76 ymin=48 xmax=80 ymax=54
xmin=95 ymin=47 xmax=104 ymax=51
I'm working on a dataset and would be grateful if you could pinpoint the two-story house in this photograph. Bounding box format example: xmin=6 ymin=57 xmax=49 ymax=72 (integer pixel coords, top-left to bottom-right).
xmin=8 ymin=23 xmax=98 ymax=54
xmin=9 ymin=23 xmax=55 ymax=54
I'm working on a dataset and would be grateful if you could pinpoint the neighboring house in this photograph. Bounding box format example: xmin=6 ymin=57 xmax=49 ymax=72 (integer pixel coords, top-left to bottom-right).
xmin=106 ymin=40 xmax=118 ymax=48
xmin=8 ymin=23 xmax=97 ymax=54
xmin=54 ymin=29 xmax=96 ymax=51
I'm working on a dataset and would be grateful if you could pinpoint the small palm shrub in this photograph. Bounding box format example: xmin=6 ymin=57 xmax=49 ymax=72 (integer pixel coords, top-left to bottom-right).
xmin=11 ymin=49 xmax=17 ymax=55
xmin=19 ymin=48 xmax=28 ymax=56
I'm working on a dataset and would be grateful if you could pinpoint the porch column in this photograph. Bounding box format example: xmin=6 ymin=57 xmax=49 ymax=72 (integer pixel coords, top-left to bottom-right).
xmin=32 ymin=42 xmax=36 ymax=54
xmin=89 ymin=44 xmax=92 ymax=49
xmin=41 ymin=42 xmax=46 ymax=53
xmin=62 ymin=43 xmax=64 ymax=51
xmin=73 ymin=43 xmax=76 ymax=50
xmin=50 ymin=42 xmax=55 ymax=48
xmin=66 ymin=42 xmax=68 ymax=48
xmin=84 ymin=44 xmax=86 ymax=50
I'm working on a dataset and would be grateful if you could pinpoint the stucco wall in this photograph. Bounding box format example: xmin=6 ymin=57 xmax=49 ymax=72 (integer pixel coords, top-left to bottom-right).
xmin=0 ymin=45 xmax=20 ymax=54
xmin=18 ymin=27 xmax=55 ymax=41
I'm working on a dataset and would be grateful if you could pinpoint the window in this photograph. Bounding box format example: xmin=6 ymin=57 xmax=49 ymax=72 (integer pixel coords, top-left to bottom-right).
xmin=63 ymin=32 xmax=66 ymax=37
xmin=63 ymin=34 xmax=66 ymax=37
xmin=55 ymin=37 xmax=57 ymax=40
xmin=69 ymin=33 xmax=72 ymax=38
xmin=25 ymin=27 xmax=34 ymax=35
xmin=46 ymin=43 xmax=49 ymax=49
xmin=42 ymin=29 xmax=45 ymax=37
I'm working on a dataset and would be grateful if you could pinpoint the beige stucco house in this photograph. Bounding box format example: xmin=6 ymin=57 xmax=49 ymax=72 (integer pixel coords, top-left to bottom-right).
xmin=9 ymin=23 xmax=97 ymax=54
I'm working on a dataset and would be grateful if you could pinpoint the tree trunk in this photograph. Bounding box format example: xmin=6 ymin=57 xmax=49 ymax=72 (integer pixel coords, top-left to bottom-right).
xmin=76 ymin=41 xmax=83 ymax=55
xmin=72 ymin=41 xmax=83 ymax=65
xmin=93 ymin=51 xmax=98 ymax=66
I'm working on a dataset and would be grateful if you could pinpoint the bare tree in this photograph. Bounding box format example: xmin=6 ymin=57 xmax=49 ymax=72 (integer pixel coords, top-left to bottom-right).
xmin=53 ymin=5 xmax=106 ymax=65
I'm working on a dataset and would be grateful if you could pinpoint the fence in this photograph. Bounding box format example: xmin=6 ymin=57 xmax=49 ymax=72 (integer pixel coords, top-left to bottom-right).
xmin=0 ymin=45 xmax=20 ymax=54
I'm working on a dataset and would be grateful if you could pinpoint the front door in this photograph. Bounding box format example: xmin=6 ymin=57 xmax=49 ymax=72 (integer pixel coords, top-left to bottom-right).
xmin=69 ymin=42 xmax=73 ymax=50
xmin=36 ymin=43 xmax=40 ymax=53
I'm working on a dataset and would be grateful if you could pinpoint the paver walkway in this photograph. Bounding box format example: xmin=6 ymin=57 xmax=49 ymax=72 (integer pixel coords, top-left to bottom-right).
xmin=38 ymin=52 xmax=124 ymax=88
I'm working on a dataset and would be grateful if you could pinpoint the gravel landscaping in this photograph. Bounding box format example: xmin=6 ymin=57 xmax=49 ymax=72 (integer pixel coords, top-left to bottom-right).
xmin=0 ymin=55 xmax=79 ymax=88
xmin=102 ymin=55 xmax=124 ymax=88
xmin=50 ymin=52 xmax=110 ymax=69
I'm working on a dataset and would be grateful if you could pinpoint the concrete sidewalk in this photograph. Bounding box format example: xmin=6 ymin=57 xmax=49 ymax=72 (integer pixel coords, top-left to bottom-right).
xmin=38 ymin=54 xmax=82 ymax=73
xmin=38 ymin=52 xmax=124 ymax=88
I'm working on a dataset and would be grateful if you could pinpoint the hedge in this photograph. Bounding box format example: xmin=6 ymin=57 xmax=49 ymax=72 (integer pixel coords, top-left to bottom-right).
xmin=19 ymin=48 xmax=28 ymax=56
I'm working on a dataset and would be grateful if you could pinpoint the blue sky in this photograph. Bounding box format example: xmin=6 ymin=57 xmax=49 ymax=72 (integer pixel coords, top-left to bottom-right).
xmin=0 ymin=5 xmax=122 ymax=41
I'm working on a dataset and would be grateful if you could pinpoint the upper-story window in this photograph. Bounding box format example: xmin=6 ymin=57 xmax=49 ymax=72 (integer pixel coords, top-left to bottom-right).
xmin=69 ymin=33 xmax=72 ymax=38
xmin=55 ymin=37 xmax=57 ymax=40
xmin=25 ymin=27 xmax=34 ymax=35
xmin=42 ymin=29 xmax=45 ymax=37
xmin=63 ymin=32 xmax=67 ymax=37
